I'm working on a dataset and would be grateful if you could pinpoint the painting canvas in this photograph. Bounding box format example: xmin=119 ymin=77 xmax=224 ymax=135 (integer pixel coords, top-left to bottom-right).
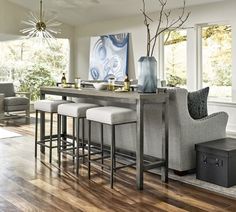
xmin=89 ymin=33 xmax=129 ymax=81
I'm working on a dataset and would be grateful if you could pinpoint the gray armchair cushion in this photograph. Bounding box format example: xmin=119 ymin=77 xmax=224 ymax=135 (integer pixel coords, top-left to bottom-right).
xmin=5 ymin=105 xmax=29 ymax=112
xmin=0 ymin=83 xmax=15 ymax=97
xmin=4 ymin=97 xmax=29 ymax=106
xmin=188 ymin=87 xmax=209 ymax=119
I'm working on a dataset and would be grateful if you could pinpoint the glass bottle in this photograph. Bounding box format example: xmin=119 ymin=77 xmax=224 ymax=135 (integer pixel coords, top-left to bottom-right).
xmin=108 ymin=77 xmax=115 ymax=91
xmin=61 ymin=73 xmax=66 ymax=87
xmin=124 ymin=75 xmax=130 ymax=91
xmin=75 ymin=77 xmax=81 ymax=89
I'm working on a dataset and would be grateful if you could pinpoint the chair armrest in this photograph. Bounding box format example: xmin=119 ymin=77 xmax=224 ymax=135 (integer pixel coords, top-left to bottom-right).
xmin=197 ymin=112 xmax=227 ymax=122
xmin=15 ymin=92 xmax=31 ymax=99
xmin=182 ymin=112 xmax=228 ymax=145
xmin=194 ymin=112 xmax=228 ymax=129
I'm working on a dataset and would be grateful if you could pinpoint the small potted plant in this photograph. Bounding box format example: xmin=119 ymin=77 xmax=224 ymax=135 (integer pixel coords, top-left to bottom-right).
xmin=138 ymin=0 xmax=190 ymax=92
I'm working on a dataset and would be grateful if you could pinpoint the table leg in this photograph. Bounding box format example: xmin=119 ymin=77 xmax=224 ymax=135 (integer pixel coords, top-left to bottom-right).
xmin=161 ymin=98 xmax=169 ymax=182
xmin=136 ymin=100 xmax=144 ymax=190
xmin=40 ymin=93 xmax=45 ymax=154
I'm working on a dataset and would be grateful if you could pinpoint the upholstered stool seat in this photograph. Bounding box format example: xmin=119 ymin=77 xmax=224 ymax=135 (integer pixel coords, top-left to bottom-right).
xmin=86 ymin=106 xmax=137 ymax=188
xmin=58 ymin=103 xmax=98 ymax=118
xmin=34 ymin=99 xmax=72 ymax=163
xmin=57 ymin=103 xmax=99 ymax=174
xmin=86 ymin=106 xmax=137 ymax=125
xmin=34 ymin=100 xmax=69 ymax=113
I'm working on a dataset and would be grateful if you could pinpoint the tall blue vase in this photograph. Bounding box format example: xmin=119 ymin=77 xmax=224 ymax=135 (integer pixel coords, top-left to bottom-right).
xmin=138 ymin=56 xmax=157 ymax=93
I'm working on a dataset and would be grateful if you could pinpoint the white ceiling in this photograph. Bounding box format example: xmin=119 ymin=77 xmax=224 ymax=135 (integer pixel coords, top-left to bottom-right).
xmin=8 ymin=0 xmax=225 ymax=26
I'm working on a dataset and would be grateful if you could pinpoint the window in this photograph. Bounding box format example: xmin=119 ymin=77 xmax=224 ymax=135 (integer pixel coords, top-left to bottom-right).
xmin=164 ymin=29 xmax=187 ymax=87
xmin=201 ymin=24 xmax=232 ymax=100
xmin=0 ymin=38 xmax=69 ymax=101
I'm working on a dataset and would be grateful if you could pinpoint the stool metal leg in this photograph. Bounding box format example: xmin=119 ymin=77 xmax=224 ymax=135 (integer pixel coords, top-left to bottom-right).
xmin=72 ymin=118 xmax=75 ymax=164
xmin=82 ymin=118 xmax=85 ymax=164
xmin=49 ymin=113 xmax=53 ymax=163
xmin=114 ymin=125 xmax=116 ymax=172
xmin=101 ymin=123 xmax=104 ymax=168
xmin=57 ymin=114 xmax=61 ymax=168
xmin=88 ymin=120 xmax=91 ymax=179
xmin=76 ymin=118 xmax=80 ymax=175
xmin=35 ymin=110 xmax=38 ymax=158
xmin=111 ymin=125 xmax=115 ymax=189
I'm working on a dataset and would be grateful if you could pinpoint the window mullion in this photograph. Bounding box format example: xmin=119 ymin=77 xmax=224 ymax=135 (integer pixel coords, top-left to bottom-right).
xmin=197 ymin=25 xmax=203 ymax=90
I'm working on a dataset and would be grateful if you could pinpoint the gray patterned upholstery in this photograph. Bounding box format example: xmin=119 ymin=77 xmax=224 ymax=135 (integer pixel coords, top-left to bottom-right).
xmin=188 ymin=87 xmax=209 ymax=119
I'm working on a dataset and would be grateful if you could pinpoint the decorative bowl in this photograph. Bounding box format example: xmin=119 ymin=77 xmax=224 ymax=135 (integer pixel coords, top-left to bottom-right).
xmin=93 ymin=82 xmax=107 ymax=90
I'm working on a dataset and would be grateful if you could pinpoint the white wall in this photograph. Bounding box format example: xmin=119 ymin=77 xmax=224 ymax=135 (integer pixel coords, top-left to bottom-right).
xmin=74 ymin=16 xmax=147 ymax=80
xmin=74 ymin=0 xmax=236 ymax=133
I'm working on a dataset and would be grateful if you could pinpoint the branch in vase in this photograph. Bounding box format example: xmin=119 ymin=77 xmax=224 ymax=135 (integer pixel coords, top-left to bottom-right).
xmin=150 ymin=0 xmax=167 ymax=56
xmin=141 ymin=0 xmax=190 ymax=57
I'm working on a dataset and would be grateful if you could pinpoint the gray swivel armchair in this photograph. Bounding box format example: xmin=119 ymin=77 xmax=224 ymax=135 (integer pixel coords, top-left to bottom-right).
xmin=0 ymin=83 xmax=30 ymax=120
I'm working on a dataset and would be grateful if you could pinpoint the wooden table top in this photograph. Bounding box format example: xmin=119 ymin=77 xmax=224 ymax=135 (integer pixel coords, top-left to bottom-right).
xmin=40 ymin=87 xmax=168 ymax=104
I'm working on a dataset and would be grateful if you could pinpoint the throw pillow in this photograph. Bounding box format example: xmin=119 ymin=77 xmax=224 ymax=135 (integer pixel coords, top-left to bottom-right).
xmin=187 ymin=87 xmax=209 ymax=119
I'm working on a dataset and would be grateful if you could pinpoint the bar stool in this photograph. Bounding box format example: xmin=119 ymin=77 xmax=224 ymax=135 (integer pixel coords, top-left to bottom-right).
xmin=34 ymin=99 xmax=72 ymax=163
xmin=57 ymin=103 xmax=99 ymax=174
xmin=86 ymin=106 xmax=137 ymax=188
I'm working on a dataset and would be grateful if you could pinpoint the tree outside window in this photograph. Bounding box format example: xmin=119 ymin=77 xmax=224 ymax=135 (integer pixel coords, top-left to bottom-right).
xmin=202 ymin=25 xmax=232 ymax=100
xmin=0 ymin=38 xmax=69 ymax=101
xmin=164 ymin=29 xmax=187 ymax=87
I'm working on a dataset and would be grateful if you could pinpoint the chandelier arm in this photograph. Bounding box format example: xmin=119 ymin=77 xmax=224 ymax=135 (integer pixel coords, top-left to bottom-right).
xmin=27 ymin=29 xmax=38 ymax=38
xmin=21 ymin=27 xmax=35 ymax=34
xmin=45 ymin=30 xmax=54 ymax=39
xmin=22 ymin=20 xmax=36 ymax=26
xmin=29 ymin=12 xmax=39 ymax=22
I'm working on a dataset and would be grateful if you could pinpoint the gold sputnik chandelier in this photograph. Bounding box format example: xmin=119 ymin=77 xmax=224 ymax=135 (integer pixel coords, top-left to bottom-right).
xmin=20 ymin=0 xmax=61 ymax=41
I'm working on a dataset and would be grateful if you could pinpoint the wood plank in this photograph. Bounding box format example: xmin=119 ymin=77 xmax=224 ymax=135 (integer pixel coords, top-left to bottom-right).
xmin=0 ymin=193 xmax=42 ymax=212
xmin=0 ymin=195 xmax=22 ymax=212
xmin=30 ymin=179 xmax=104 ymax=212
xmin=0 ymin=115 xmax=236 ymax=212
xmin=8 ymin=175 xmax=81 ymax=212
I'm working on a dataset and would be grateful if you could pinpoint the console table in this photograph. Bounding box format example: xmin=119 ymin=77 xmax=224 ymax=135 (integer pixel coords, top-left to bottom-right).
xmin=40 ymin=87 xmax=169 ymax=190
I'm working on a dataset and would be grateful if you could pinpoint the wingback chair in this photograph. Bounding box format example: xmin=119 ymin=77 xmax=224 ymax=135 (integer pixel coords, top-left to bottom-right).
xmin=160 ymin=88 xmax=228 ymax=171
xmin=0 ymin=83 xmax=30 ymax=119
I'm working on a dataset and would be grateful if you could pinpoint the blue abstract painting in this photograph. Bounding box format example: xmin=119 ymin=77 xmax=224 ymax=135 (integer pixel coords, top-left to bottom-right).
xmin=89 ymin=33 xmax=129 ymax=81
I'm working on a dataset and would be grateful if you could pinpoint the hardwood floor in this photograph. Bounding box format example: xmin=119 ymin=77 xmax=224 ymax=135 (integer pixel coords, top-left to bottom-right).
xmin=0 ymin=115 xmax=236 ymax=211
